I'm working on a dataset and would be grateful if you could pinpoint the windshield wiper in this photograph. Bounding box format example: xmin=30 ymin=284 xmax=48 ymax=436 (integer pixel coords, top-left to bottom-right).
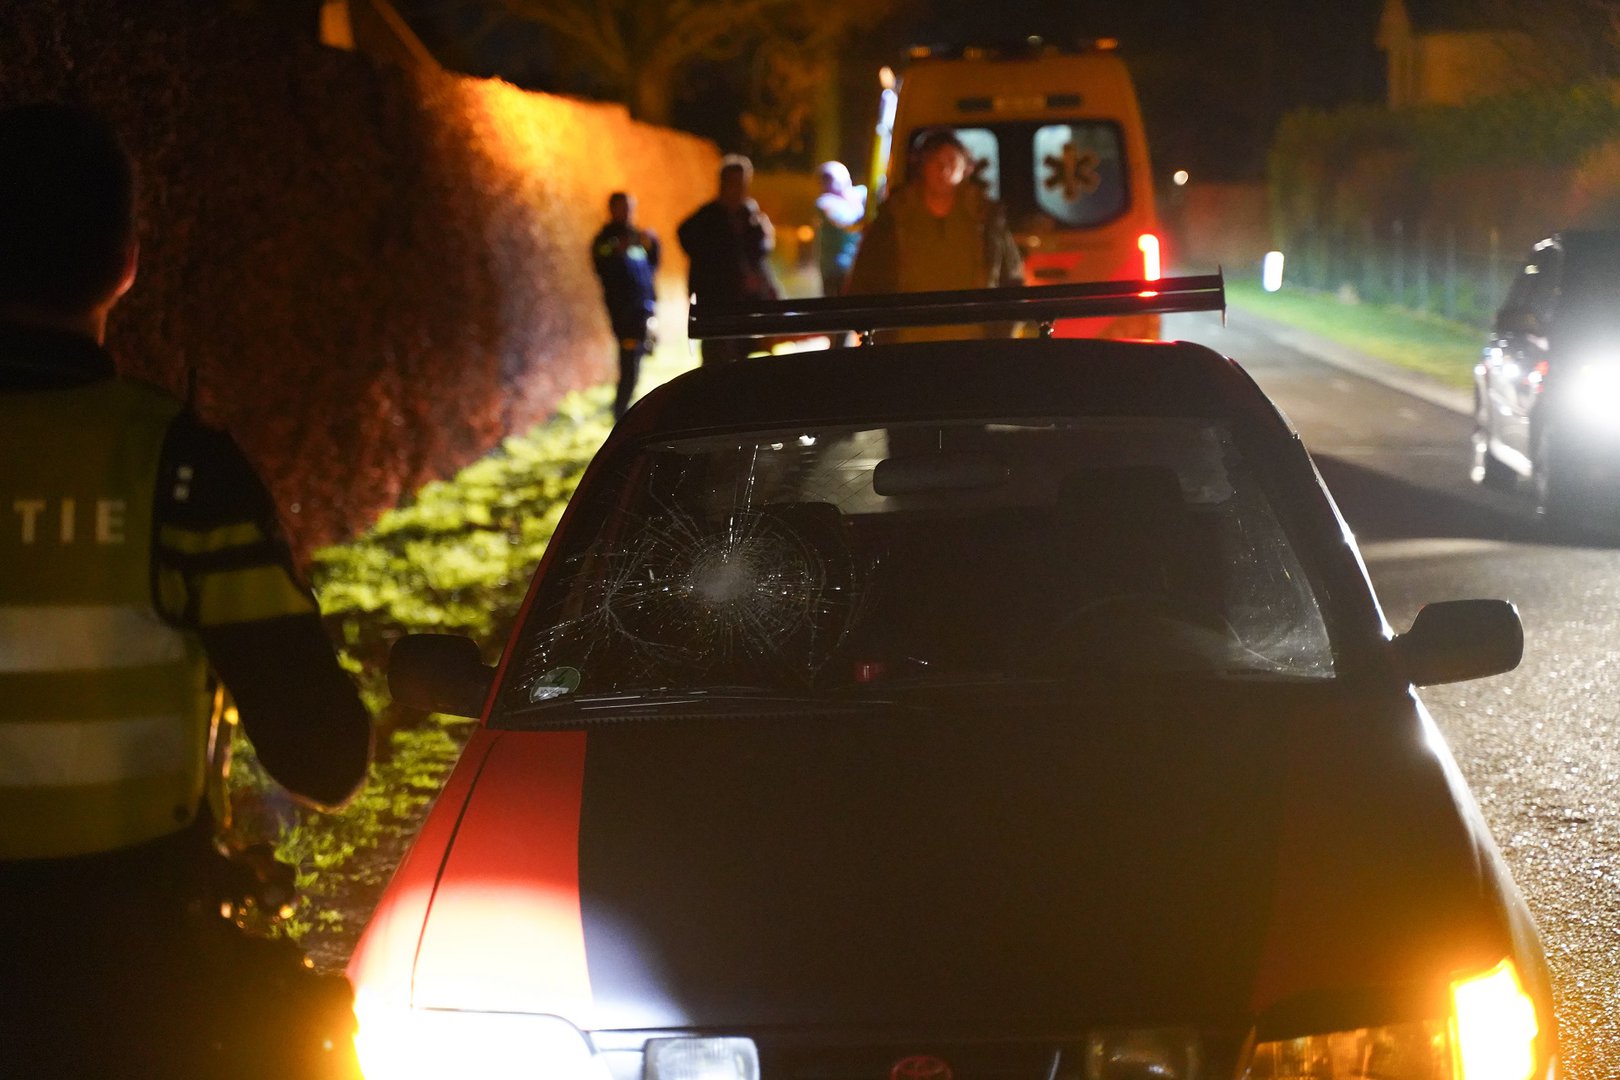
xmin=496 ymin=686 xmax=892 ymax=728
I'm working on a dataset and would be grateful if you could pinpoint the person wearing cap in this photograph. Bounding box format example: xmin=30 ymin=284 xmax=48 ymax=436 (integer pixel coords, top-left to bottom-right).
xmin=845 ymin=128 xmax=1023 ymax=340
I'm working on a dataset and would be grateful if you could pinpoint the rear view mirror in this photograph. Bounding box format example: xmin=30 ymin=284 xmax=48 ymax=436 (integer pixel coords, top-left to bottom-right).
xmin=388 ymin=633 xmax=495 ymax=717
xmin=1392 ymin=599 xmax=1522 ymax=686
xmin=873 ymin=452 xmax=1009 ymax=496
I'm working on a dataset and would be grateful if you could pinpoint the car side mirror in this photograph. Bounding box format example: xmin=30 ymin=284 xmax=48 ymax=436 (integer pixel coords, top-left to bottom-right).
xmin=1392 ymin=599 xmax=1522 ymax=686
xmin=388 ymin=633 xmax=495 ymax=717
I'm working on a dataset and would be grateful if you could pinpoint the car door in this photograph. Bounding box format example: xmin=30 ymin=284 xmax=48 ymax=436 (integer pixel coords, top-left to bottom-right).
xmin=1490 ymin=244 xmax=1560 ymax=461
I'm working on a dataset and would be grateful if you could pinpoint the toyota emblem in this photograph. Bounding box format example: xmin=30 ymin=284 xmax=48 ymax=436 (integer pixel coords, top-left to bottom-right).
xmin=890 ymin=1054 xmax=954 ymax=1080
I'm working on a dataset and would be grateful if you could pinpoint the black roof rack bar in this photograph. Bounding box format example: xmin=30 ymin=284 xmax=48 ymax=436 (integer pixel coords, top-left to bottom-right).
xmin=688 ymin=273 xmax=1225 ymax=340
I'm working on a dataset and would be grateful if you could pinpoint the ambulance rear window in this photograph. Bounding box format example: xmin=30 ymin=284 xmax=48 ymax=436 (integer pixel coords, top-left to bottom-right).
xmin=909 ymin=120 xmax=1129 ymax=231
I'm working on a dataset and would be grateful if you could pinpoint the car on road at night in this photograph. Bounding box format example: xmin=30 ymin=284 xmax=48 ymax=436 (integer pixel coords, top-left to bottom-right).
xmin=1473 ymin=229 xmax=1620 ymax=526
xmin=349 ymin=277 xmax=1557 ymax=1080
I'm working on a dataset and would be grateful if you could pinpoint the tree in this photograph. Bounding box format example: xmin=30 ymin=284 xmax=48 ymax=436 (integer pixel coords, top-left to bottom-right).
xmin=494 ymin=0 xmax=907 ymax=164
xmin=498 ymin=0 xmax=804 ymax=126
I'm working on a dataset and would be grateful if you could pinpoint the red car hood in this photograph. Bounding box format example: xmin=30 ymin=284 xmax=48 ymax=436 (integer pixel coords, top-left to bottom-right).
xmin=384 ymin=681 xmax=1529 ymax=1035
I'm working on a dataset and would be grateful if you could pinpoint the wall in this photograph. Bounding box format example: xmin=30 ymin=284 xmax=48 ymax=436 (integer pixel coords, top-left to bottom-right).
xmin=1 ymin=1 xmax=719 ymax=561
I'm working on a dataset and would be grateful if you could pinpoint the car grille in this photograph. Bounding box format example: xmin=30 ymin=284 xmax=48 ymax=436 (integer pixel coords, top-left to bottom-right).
xmin=763 ymin=1041 xmax=1070 ymax=1079
xmin=751 ymin=1032 xmax=1242 ymax=1080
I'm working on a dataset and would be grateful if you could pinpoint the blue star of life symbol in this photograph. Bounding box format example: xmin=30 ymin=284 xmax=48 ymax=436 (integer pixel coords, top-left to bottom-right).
xmin=1042 ymin=141 xmax=1102 ymax=202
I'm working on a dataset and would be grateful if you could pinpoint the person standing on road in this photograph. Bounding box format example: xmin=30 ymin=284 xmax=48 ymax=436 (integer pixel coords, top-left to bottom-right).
xmin=814 ymin=160 xmax=866 ymax=299
xmin=677 ymin=154 xmax=780 ymax=366
xmin=591 ymin=191 xmax=661 ymax=420
xmin=0 ymin=101 xmax=373 ymax=1077
xmin=845 ymin=128 xmax=1023 ymax=340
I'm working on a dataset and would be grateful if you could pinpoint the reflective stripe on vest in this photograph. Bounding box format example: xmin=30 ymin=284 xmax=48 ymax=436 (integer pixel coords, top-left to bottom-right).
xmin=0 ymin=378 xmax=211 ymax=859
xmin=0 ymin=605 xmax=187 ymax=672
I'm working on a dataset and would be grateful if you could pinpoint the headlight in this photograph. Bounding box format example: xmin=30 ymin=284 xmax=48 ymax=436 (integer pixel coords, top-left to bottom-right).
xmin=1245 ymin=959 xmax=1542 ymax=1080
xmin=351 ymin=990 xmax=611 ymax=1080
xmin=646 ymin=1037 xmax=761 ymax=1080
xmin=1246 ymin=1019 xmax=1451 ymax=1079
xmin=1087 ymin=1028 xmax=1201 ymax=1079
xmin=1450 ymin=958 xmax=1540 ymax=1080
xmin=1566 ymin=362 xmax=1620 ymax=423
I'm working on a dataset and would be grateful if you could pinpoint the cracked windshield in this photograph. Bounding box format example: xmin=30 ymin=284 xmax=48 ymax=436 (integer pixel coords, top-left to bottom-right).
xmin=505 ymin=416 xmax=1333 ymax=708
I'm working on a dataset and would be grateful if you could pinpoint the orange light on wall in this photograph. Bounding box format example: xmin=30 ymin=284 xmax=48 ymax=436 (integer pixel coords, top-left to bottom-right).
xmin=1138 ymin=233 xmax=1162 ymax=281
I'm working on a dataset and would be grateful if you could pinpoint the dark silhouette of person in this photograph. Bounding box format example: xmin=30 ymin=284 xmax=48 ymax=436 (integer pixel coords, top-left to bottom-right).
xmin=678 ymin=154 xmax=781 ymax=366
xmin=591 ymin=191 xmax=660 ymax=419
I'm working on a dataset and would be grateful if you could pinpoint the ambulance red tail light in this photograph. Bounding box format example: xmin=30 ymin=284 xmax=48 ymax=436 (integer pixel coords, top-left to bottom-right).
xmin=1138 ymin=233 xmax=1162 ymax=281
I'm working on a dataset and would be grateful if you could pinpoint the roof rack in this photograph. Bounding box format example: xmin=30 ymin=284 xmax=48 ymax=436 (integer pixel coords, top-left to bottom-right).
xmin=688 ymin=272 xmax=1225 ymax=343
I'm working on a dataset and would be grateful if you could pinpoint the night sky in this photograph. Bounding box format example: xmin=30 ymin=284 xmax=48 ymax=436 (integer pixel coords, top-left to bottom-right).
xmin=399 ymin=0 xmax=1390 ymax=181
xmin=864 ymin=0 xmax=1389 ymax=181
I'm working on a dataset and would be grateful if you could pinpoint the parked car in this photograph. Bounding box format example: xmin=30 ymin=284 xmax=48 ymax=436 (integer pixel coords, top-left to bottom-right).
xmin=1473 ymin=229 xmax=1620 ymax=525
xmin=349 ymin=278 xmax=1557 ymax=1080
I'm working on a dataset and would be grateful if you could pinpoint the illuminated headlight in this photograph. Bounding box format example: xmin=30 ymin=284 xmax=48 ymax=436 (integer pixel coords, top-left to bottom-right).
xmin=1451 ymin=959 xmax=1540 ymax=1080
xmin=1566 ymin=362 xmax=1620 ymax=422
xmin=351 ymin=991 xmax=611 ymax=1080
xmin=646 ymin=1037 xmax=761 ymax=1080
xmin=1246 ymin=959 xmax=1542 ymax=1080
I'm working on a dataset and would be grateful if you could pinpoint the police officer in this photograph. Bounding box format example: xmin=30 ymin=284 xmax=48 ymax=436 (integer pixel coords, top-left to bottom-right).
xmin=0 ymin=102 xmax=372 ymax=1076
xmin=591 ymin=191 xmax=660 ymax=420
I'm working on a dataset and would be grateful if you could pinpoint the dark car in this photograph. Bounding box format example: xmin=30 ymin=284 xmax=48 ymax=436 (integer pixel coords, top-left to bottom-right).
xmin=1473 ymin=229 xmax=1620 ymax=524
xmin=349 ymin=279 xmax=1556 ymax=1080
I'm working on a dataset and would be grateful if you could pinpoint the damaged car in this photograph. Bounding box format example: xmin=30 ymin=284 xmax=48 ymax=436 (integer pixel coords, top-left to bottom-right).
xmin=347 ymin=276 xmax=1556 ymax=1080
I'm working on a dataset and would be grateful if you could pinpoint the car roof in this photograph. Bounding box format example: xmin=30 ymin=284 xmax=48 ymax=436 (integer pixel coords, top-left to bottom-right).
xmin=616 ymin=338 xmax=1288 ymax=439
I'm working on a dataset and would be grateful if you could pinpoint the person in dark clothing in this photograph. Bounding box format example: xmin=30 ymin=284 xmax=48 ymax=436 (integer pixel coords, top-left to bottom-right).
xmin=592 ymin=191 xmax=661 ymax=420
xmin=0 ymin=101 xmax=371 ymax=1078
xmin=677 ymin=154 xmax=780 ymax=366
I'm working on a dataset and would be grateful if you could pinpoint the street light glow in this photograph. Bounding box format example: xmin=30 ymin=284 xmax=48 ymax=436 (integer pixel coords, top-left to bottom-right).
xmin=1172 ymin=170 xmax=1189 ymax=186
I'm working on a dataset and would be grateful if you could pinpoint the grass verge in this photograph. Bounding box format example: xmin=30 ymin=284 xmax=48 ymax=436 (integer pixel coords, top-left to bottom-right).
xmin=228 ymin=343 xmax=698 ymax=961
xmin=1226 ymin=278 xmax=1484 ymax=389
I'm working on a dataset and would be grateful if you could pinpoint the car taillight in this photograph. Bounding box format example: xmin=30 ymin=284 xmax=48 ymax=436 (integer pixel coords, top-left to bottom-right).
xmin=1138 ymin=233 xmax=1162 ymax=281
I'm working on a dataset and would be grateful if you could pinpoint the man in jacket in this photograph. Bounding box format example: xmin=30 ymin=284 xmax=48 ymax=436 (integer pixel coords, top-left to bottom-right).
xmin=0 ymin=101 xmax=372 ymax=1077
xmin=845 ymin=128 xmax=1024 ymax=341
xmin=592 ymin=191 xmax=661 ymax=420
xmin=677 ymin=154 xmax=780 ymax=365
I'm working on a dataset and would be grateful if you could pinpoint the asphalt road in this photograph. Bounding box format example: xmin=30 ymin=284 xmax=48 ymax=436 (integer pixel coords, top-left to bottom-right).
xmin=1165 ymin=308 xmax=1620 ymax=1080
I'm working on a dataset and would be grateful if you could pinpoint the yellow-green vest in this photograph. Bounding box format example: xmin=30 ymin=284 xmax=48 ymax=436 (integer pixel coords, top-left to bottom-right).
xmin=0 ymin=378 xmax=211 ymax=859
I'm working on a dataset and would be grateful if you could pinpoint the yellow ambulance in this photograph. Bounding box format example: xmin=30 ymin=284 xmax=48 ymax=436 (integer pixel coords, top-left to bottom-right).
xmin=872 ymin=42 xmax=1164 ymax=338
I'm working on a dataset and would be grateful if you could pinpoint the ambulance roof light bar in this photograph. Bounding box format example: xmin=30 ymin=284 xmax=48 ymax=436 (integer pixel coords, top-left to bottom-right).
xmin=688 ymin=272 xmax=1226 ymax=342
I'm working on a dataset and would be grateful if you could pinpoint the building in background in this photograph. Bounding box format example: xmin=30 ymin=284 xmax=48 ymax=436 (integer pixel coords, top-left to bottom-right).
xmin=1376 ymin=0 xmax=1543 ymax=108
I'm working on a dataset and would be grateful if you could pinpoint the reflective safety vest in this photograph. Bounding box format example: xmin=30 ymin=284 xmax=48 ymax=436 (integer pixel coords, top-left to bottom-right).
xmin=0 ymin=378 xmax=211 ymax=859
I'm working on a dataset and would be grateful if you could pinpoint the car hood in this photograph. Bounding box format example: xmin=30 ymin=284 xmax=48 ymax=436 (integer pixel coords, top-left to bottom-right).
xmin=405 ymin=682 xmax=1519 ymax=1033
